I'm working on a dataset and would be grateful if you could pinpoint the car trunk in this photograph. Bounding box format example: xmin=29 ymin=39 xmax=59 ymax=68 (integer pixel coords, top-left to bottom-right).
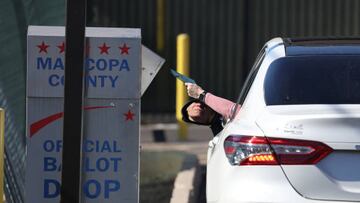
xmin=256 ymin=105 xmax=360 ymax=201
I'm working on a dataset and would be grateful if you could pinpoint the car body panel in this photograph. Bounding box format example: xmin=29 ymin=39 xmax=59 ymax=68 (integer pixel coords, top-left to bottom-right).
xmin=256 ymin=105 xmax=360 ymax=201
xmin=281 ymin=152 xmax=360 ymax=201
xmin=206 ymin=119 xmax=266 ymax=202
xmin=206 ymin=37 xmax=360 ymax=202
xmin=256 ymin=105 xmax=360 ymax=144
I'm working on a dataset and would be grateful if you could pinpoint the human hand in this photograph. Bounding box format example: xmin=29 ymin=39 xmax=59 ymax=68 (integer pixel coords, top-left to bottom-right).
xmin=185 ymin=83 xmax=204 ymax=99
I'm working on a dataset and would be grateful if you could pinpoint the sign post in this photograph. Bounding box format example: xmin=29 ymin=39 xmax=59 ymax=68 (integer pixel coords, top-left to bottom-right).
xmin=61 ymin=0 xmax=87 ymax=201
xmin=26 ymin=26 xmax=141 ymax=202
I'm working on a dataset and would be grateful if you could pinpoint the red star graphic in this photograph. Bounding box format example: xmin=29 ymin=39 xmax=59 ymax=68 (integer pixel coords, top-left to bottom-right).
xmin=98 ymin=43 xmax=110 ymax=54
xmin=124 ymin=110 xmax=135 ymax=121
xmin=57 ymin=42 xmax=65 ymax=53
xmin=37 ymin=41 xmax=50 ymax=53
xmin=119 ymin=43 xmax=130 ymax=55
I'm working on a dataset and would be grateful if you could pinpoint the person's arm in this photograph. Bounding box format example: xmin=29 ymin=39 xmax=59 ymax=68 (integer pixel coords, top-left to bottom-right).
xmin=204 ymin=93 xmax=236 ymax=120
xmin=185 ymin=83 xmax=239 ymax=120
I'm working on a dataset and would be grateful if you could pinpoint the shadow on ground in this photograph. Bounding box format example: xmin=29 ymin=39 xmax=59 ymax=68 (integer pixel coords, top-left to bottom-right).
xmin=140 ymin=151 xmax=191 ymax=203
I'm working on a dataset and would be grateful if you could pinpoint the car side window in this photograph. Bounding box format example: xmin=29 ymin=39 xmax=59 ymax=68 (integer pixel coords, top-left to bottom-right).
xmin=229 ymin=46 xmax=266 ymax=120
xmin=238 ymin=47 xmax=266 ymax=104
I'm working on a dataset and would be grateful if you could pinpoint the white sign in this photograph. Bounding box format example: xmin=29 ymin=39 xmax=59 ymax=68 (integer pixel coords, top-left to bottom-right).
xmin=27 ymin=26 xmax=141 ymax=99
xmin=26 ymin=26 xmax=141 ymax=203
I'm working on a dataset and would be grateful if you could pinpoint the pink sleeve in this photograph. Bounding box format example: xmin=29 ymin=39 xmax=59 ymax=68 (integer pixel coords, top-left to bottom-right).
xmin=204 ymin=93 xmax=238 ymax=119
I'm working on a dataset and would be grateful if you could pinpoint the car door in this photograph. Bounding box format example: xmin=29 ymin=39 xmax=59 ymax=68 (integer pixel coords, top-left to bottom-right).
xmin=207 ymin=47 xmax=266 ymax=161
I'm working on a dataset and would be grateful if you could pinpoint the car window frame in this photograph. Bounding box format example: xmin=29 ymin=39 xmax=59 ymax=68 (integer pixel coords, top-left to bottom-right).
xmin=229 ymin=46 xmax=267 ymax=121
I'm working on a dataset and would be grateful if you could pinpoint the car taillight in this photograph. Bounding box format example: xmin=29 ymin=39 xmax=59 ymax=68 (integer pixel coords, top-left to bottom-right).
xmin=224 ymin=135 xmax=333 ymax=166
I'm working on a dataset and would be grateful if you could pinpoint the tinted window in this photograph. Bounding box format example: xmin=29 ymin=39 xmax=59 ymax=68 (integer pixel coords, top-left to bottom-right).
xmin=265 ymin=56 xmax=360 ymax=105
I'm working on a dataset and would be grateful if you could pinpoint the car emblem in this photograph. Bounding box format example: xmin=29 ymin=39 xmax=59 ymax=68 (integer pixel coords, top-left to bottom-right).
xmin=356 ymin=145 xmax=360 ymax=150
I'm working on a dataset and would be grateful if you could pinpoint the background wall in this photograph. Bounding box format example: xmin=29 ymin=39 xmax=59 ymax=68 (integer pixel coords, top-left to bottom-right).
xmin=88 ymin=0 xmax=360 ymax=119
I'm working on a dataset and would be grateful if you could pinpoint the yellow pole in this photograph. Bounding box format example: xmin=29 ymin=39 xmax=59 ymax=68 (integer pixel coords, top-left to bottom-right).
xmin=176 ymin=34 xmax=190 ymax=140
xmin=156 ymin=0 xmax=165 ymax=52
xmin=0 ymin=109 xmax=4 ymax=203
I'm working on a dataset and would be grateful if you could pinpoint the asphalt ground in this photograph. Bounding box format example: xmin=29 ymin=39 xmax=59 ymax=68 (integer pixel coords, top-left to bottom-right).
xmin=141 ymin=123 xmax=212 ymax=202
xmin=141 ymin=123 xmax=213 ymax=165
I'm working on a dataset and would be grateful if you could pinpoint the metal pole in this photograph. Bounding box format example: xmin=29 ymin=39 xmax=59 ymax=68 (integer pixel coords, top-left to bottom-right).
xmin=60 ymin=0 xmax=87 ymax=202
xmin=176 ymin=34 xmax=190 ymax=140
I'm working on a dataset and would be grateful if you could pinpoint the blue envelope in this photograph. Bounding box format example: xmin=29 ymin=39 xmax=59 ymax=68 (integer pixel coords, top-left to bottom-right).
xmin=170 ymin=69 xmax=196 ymax=84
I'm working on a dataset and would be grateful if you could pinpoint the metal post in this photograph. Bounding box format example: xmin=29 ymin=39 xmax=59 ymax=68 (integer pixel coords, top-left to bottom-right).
xmin=60 ymin=0 xmax=87 ymax=202
xmin=176 ymin=34 xmax=190 ymax=140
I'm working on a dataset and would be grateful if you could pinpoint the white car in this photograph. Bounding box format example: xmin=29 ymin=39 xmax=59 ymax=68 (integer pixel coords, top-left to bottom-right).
xmin=206 ymin=38 xmax=360 ymax=203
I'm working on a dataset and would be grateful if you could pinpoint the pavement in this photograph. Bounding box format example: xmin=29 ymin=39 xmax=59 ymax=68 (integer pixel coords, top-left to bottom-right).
xmin=141 ymin=123 xmax=213 ymax=164
xmin=140 ymin=123 xmax=213 ymax=203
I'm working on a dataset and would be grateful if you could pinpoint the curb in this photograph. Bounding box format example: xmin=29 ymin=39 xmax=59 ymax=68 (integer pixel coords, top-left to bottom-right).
xmin=170 ymin=154 xmax=202 ymax=203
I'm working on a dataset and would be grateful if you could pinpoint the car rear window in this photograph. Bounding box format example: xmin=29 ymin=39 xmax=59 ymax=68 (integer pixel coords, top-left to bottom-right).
xmin=264 ymin=55 xmax=360 ymax=105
